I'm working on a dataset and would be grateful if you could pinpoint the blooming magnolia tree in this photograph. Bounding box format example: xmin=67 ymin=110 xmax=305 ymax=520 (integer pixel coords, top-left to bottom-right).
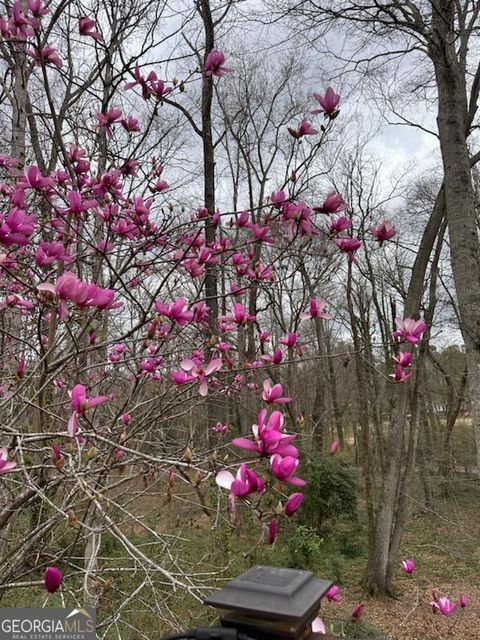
xmin=0 ymin=0 xmax=453 ymax=636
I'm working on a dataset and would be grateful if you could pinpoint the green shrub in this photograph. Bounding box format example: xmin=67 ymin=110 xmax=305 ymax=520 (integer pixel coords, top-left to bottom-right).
xmin=299 ymin=456 xmax=358 ymax=533
xmin=334 ymin=518 xmax=364 ymax=558
xmin=332 ymin=619 xmax=389 ymax=639
xmin=284 ymin=524 xmax=323 ymax=570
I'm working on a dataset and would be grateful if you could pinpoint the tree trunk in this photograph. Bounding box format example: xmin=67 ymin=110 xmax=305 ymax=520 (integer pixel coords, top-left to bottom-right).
xmin=431 ymin=0 xmax=480 ymax=473
xmin=11 ymin=22 xmax=28 ymax=167
xmin=200 ymin=0 xmax=224 ymax=430
xmin=363 ymin=181 xmax=445 ymax=595
xmin=346 ymin=265 xmax=374 ymax=546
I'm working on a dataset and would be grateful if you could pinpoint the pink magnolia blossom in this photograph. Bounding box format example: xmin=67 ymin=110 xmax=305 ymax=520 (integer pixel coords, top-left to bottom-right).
xmin=92 ymin=169 xmax=123 ymax=198
xmin=328 ymin=216 xmax=352 ymax=235
xmin=260 ymin=348 xmax=283 ymax=366
xmin=19 ymin=165 xmax=52 ymax=190
xmin=155 ymin=298 xmax=194 ymax=326
xmin=219 ymin=303 xmax=255 ymax=329
xmin=8 ymin=1 xmax=34 ymax=39
xmin=204 ymin=49 xmax=233 ymax=78
xmin=270 ymin=454 xmax=306 ymax=486
xmin=268 ymin=520 xmax=277 ymax=544
xmin=279 ymin=333 xmax=297 ymax=348
xmin=27 ymin=44 xmax=62 ymax=68
xmin=119 ymin=159 xmax=138 ymax=176
xmin=122 ymin=115 xmax=140 ymax=132
xmin=314 ymin=191 xmax=346 ymax=214
xmin=431 ymin=597 xmax=456 ymax=617
xmin=124 ymin=64 xmax=158 ymax=99
xmin=284 ymin=492 xmax=304 ymax=516
xmin=150 ymin=79 xmax=173 ymax=100
xmin=330 ymin=441 xmax=339 ymax=455
xmin=301 ymin=298 xmax=332 ymax=321
xmin=250 ymin=222 xmax=274 ymax=244
xmin=273 ymin=348 xmax=283 ymax=364
xmin=109 ymin=343 xmax=130 ymax=363
xmin=270 ymin=190 xmax=286 ymax=207
xmin=27 ymin=0 xmax=48 ymax=23
xmin=325 ymin=585 xmax=341 ymax=602
xmin=96 ymin=108 xmax=123 ymax=138
xmin=51 ymin=444 xmax=63 ymax=465
xmin=311 ymin=87 xmax=340 ymax=116
xmin=0 ymin=154 xmax=17 ymax=173
xmin=0 ymin=448 xmax=17 ymax=474
xmin=44 ymin=567 xmax=62 ymax=593
xmin=393 ymin=317 xmax=427 ymax=344
xmin=390 ymin=365 xmax=413 ymax=383
xmin=212 ymin=422 xmax=228 ymax=434
xmin=262 ymin=379 xmax=292 ymax=404
xmin=171 ymin=370 xmax=195 ymax=385
xmin=69 ymin=384 xmax=110 ymax=414
xmin=393 ymin=352 xmax=412 ymax=368
xmin=400 ymin=559 xmax=415 ymax=575
xmin=38 ymin=272 xmax=120 ymax=319
xmin=232 ymin=409 xmax=298 ymax=458
xmin=0 ymin=294 xmax=34 ymax=311
xmin=36 ymin=241 xmax=72 ymax=266
xmin=351 ymin=603 xmax=365 ymax=623
xmin=0 ymin=208 xmax=35 ymax=247
xmin=215 ymin=463 xmax=264 ymax=497
xmin=67 ymin=384 xmax=110 ymax=437
xmin=288 ymin=119 xmax=318 ymax=139
xmin=371 ymin=220 xmax=397 ymax=246
xmin=79 ymin=16 xmax=103 ymax=41
xmin=178 ymin=357 xmax=222 ymax=396
xmin=150 ymin=179 xmax=168 ymax=193
xmin=335 ymin=237 xmax=361 ymax=260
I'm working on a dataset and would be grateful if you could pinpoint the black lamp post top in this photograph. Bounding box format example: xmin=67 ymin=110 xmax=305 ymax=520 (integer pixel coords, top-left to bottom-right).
xmin=205 ymin=565 xmax=332 ymax=633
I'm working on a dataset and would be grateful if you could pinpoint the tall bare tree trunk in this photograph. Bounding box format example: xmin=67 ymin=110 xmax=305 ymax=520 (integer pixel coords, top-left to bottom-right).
xmin=11 ymin=26 xmax=28 ymax=166
xmin=346 ymin=265 xmax=374 ymax=546
xmin=431 ymin=0 xmax=480 ymax=473
xmin=199 ymin=0 xmax=224 ymax=431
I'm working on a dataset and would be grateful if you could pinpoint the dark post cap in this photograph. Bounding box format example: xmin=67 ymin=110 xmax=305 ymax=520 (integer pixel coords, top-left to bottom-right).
xmin=204 ymin=565 xmax=332 ymax=639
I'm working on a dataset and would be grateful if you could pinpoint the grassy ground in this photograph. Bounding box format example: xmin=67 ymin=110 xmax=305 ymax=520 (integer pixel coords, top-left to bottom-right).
xmin=2 ymin=472 xmax=479 ymax=639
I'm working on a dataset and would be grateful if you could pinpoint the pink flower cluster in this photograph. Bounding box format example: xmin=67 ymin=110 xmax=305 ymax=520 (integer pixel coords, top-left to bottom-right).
xmin=38 ymin=272 xmax=121 ymax=320
xmin=125 ymin=64 xmax=173 ymax=101
xmin=390 ymin=318 xmax=427 ymax=383
xmin=67 ymin=384 xmax=111 ymax=437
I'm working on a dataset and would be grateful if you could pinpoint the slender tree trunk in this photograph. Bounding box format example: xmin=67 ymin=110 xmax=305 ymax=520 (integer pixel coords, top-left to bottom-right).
xmin=83 ymin=508 xmax=102 ymax=607
xmin=363 ymin=184 xmax=445 ymax=595
xmin=325 ymin=332 xmax=344 ymax=445
xmin=199 ymin=0 xmax=223 ymax=430
xmin=386 ymin=213 xmax=445 ymax=586
xmin=346 ymin=266 xmax=374 ymax=546
xmin=11 ymin=27 xmax=28 ymax=166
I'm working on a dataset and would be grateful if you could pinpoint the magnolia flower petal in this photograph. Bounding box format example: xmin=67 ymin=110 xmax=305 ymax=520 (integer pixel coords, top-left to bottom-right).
xmin=311 ymin=617 xmax=326 ymax=634
xmin=215 ymin=470 xmax=234 ymax=490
